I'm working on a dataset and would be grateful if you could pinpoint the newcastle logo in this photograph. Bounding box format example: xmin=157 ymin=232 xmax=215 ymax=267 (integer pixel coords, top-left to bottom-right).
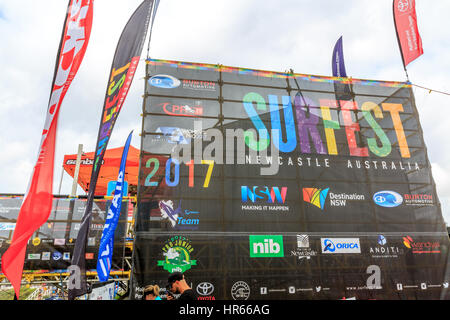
xmin=303 ymin=187 xmax=329 ymax=210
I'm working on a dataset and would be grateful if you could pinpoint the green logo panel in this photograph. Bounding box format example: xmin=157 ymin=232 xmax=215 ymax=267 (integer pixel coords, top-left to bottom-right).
xmin=249 ymin=235 xmax=284 ymax=258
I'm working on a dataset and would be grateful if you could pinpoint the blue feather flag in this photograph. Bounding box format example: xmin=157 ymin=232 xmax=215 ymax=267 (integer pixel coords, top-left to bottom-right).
xmin=96 ymin=131 xmax=133 ymax=282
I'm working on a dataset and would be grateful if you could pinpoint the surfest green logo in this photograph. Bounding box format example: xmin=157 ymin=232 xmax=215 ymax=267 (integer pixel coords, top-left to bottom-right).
xmin=157 ymin=236 xmax=197 ymax=273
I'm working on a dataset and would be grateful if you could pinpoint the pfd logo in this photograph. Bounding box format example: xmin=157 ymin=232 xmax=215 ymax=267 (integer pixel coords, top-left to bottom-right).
xmin=149 ymin=74 xmax=181 ymax=89
xmin=160 ymin=102 xmax=203 ymax=117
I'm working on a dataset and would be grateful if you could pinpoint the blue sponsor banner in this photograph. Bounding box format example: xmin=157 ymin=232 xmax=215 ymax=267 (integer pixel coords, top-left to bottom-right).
xmin=107 ymin=180 xmax=129 ymax=197
xmin=97 ymin=131 xmax=133 ymax=282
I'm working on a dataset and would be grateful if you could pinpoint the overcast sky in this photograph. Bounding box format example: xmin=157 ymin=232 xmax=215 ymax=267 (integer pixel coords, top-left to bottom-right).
xmin=1 ymin=0 xmax=450 ymax=224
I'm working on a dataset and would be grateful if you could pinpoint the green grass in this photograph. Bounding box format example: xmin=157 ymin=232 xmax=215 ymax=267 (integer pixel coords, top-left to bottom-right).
xmin=0 ymin=287 xmax=36 ymax=300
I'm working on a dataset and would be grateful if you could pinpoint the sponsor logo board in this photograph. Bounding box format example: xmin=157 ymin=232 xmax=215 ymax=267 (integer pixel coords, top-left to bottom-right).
xmin=303 ymin=187 xmax=365 ymax=210
xmin=157 ymin=236 xmax=197 ymax=273
xmin=249 ymin=235 xmax=284 ymax=258
xmin=231 ymin=281 xmax=250 ymax=300
xmin=321 ymin=238 xmax=361 ymax=254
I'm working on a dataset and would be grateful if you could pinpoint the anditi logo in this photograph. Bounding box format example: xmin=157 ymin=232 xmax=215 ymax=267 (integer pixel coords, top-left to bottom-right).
xmin=241 ymin=186 xmax=287 ymax=203
xmin=160 ymin=103 xmax=203 ymax=117
xmin=303 ymin=187 xmax=330 ymax=210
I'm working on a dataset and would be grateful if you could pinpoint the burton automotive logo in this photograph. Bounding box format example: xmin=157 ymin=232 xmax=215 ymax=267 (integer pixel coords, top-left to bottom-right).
xmin=321 ymin=238 xmax=361 ymax=254
xmin=249 ymin=235 xmax=284 ymax=258
xmin=373 ymin=190 xmax=403 ymax=208
xmin=303 ymin=188 xmax=329 ymax=210
xmin=149 ymin=74 xmax=181 ymax=89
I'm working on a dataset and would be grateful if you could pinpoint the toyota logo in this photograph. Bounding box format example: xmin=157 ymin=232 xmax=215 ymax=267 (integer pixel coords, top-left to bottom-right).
xmin=196 ymin=282 xmax=214 ymax=296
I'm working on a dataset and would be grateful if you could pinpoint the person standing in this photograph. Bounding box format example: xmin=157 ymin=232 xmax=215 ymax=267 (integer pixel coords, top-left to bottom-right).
xmin=143 ymin=284 xmax=162 ymax=300
xmin=166 ymin=272 xmax=197 ymax=300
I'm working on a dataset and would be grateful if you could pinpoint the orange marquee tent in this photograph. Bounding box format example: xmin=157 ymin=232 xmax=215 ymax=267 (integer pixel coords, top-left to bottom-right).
xmin=63 ymin=145 xmax=140 ymax=196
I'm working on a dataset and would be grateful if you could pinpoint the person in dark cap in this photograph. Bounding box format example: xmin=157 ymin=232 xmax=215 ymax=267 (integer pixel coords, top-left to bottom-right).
xmin=167 ymin=272 xmax=197 ymax=300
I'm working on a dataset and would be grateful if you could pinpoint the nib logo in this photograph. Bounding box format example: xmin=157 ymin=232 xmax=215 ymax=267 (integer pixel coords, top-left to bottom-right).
xmin=249 ymin=235 xmax=284 ymax=258
xmin=403 ymin=236 xmax=413 ymax=249
xmin=303 ymin=188 xmax=330 ymax=210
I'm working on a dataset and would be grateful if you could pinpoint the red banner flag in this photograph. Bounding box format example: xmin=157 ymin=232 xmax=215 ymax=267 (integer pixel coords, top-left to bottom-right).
xmin=393 ymin=0 xmax=423 ymax=67
xmin=1 ymin=0 xmax=94 ymax=299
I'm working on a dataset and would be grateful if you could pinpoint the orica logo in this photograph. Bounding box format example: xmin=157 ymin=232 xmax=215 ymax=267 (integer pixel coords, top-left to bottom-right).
xmin=321 ymin=238 xmax=361 ymax=254
xmin=373 ymin=191 xmax=403 ymax=208
xmin=149 ymin=74 xmax=181 ymax=89
xmin=323 ymin=239 xmax=336 ymax=252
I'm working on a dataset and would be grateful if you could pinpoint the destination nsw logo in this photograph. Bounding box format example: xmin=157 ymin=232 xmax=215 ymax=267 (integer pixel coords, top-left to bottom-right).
xmin=241 ymin=186 xmax=289 ymax=212
xmin=249 ymin=235 xmax=284 ymax=258
xmin=303 ymin=187 xmax=365 ymax=210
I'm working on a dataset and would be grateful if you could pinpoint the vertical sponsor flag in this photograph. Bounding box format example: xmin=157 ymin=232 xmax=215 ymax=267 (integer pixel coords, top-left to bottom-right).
xmin=69 ymin=0 xmax=155 ymax=300
xmin=1 ymin=0 xmax=93 ymax=299
xmin=393 ymin=0 xmax=423 ymax=68
xmin=332 ymin=36 xmax=353 ymax=101
xmin=332 ymin=36 xmax=347 ymax=78
xmin=97 ymin=131 xmax=132 ymax=282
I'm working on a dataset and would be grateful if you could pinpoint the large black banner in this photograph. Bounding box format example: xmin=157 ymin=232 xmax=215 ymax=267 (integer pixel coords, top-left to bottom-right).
xmin=0 ymin=196 xmax=129 ymax=272
xmin=131 ymin=59 xmax=450 ymax=300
